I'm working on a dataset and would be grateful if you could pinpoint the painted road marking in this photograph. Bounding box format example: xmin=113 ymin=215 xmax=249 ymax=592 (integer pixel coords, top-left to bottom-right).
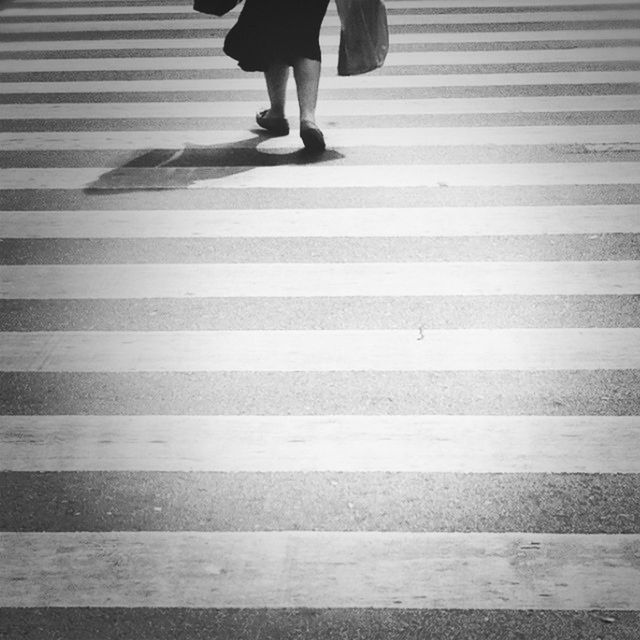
xmin=2 ymin=162 xmax=639 ymax=189
xmin=2 ymin=415 xmax=638 ymax=472
xmin=4 ymin=48 xmax=640 ymax=72
xmin=3 ymin=72 xmax=637 ymax=93
xmin=2 ymin=126 xmax=638 ymax=150
xmin=3 ymin=261 xmax=638 ymax=298
xmin=3 ymin=12 xmax=640 ymax=33
xmin=1 ymin=328 xmax=638 ymax=371
xmin=2 ymin=531 xmax=639 ymax=608
xmin=4 ymin=96 xmax=639 ymax=119
xmin=3 ymin=30 xmax=640 ymax=52
xmin=5 ymin=0 xmax=638 ymax=13
xmin=7 ymin=0 xmax=635 ymax=7
xmin=3 ymin=205 xmax=638 ymax=238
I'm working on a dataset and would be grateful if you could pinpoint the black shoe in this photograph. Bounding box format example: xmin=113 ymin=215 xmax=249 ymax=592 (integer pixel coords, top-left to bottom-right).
xmin=256 ymin=109 xmax=290 ymax=136
xmin=300 ymin=121 xmax=326 ymax=153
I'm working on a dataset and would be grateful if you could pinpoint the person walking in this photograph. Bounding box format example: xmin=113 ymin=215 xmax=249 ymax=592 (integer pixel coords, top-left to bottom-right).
xmin=223 ymin=0 xmax=330 ymax=153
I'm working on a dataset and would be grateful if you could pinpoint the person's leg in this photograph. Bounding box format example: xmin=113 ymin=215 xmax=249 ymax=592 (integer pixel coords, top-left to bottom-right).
xmin=292 ymin=57 xmax=325 ymax=151
xmin=292 ymin=57 xmax=321 ymax=125
xmin=264 ymin=62 xmax=289 ymax=118
xmin=256 ymin=61 xmax=290 ymax=135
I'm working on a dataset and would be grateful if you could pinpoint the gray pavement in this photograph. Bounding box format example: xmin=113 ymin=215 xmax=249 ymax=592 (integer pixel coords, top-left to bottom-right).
xmin=2 ymin=609 xmax=640 ymax=640
xmin=1 ymin=0 xmax=640 ymax=637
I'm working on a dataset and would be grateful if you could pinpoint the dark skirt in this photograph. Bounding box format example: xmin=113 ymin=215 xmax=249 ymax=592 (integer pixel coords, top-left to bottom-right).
xmin=223 ymin=0 xmax=330 ymax=72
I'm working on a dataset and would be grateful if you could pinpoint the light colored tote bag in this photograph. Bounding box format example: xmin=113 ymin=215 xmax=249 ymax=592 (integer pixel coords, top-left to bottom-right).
xmin=335 ymin=0 xmax=389 ymax=75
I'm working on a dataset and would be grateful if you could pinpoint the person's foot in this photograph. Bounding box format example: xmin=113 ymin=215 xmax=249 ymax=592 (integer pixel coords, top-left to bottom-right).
xmin=256 ymin=109 xmax=289 ymax=136
xmin=300 ymin=120 xmax=326 ymax=153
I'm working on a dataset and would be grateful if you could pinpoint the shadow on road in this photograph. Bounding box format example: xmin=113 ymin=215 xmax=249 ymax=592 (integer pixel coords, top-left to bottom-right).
xmin=83 ymin=130 xmax=344 ymax=194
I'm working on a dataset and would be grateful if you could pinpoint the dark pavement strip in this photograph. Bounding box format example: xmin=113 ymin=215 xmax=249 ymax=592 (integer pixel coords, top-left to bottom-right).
xmin=2 ymin=185 xmax=640 ymax=211
xmin=3 ymin=111 xmax=640 ymax=132
xmin=1 ymin=371 xmax=638 ymax=415
xmin=0 ymin=115 xmax=640 ymax=138
xmin=2 ymin=84 xmax=639 ymax=103
xmin=4 ymin=39 xmax=640 ymax=60
xmin=2 ymin=608 xmax=640 ymax=640
xmin=3 ymin=60 xmax=640 ymax=82
xmin=2 ymin=235 xmax=639 ymax=264
xmin=2 ymin=146 xmax=639 ymax=169
xmin=2 ymin=471 xmax=639 ymax=533
xmin=2 ymin=296 xmax=640 ymax=331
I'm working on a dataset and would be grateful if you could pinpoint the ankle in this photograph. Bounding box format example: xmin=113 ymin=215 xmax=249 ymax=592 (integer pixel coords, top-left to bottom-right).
xmin=268 ymin=106 xmax=286 ymax=119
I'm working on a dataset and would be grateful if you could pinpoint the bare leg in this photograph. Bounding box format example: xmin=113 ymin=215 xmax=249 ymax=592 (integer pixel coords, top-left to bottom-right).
xmin=264 ymin=62 xmax=289 ymax=118
xmin=292 ymin=57 xmax=321 ymax=125
xmin=292 ymin=57 xmax=325 ymax=151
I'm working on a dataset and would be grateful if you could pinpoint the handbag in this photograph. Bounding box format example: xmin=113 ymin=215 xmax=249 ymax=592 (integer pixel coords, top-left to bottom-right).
xmin=335 ymin=0 xmax=389 ymax=76
xmin=193 ymin=0 xmax=241 ymax=17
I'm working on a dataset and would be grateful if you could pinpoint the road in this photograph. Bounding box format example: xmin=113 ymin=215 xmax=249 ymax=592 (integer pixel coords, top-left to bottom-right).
xmin=1 ymin=0 xmax=640 ymax=637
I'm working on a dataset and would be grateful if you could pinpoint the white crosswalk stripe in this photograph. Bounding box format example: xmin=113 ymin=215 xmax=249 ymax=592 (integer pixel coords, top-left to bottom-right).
xmin=5 ymin=71 xmax=638 ymax=93
xmin=3 ymin=261 xmax=639 ymax=297
xmin=3 ymin=415 xmax=639 ymax=473
xmin=5 ymin=48 xmax=640 ymax=71
xmin=1 ymin=0 xmax=639 ymax=635
xmin=2 ymin=328 xmax=640 ymax=371
xmin=3 ymin=126 xmax=640 ymax=148
xmin=3 ymin=29 xmax=639 ymax=51
xmin=4 ymin=12 xmax=640 ymax=33
xmin=3 ymin=162 xmax=640 ymax=189
xmin=4 ymin=96 xmax=640 ymax=118
xmin=6 ymin=0 xmax=634 ymax=6
xmin=2 ymin=205 xmax=638 ymax=238
xmin=4 ymin=0 xmax=638 ymax=11
xmin=3 ymin=531 xmax=639 ymax=609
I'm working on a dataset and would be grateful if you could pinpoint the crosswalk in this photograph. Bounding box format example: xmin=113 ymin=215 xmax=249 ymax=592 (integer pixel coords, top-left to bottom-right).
xmin=1 ymin=0 xmax=640 ymax=637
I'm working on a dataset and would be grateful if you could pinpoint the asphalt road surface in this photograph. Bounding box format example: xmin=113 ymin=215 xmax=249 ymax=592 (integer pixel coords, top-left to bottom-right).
xmin=1 ymin=0 xmax=640 ymax=638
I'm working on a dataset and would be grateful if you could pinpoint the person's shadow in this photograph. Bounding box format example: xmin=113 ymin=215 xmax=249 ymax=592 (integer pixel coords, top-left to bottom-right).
xmin=83 ymin=129 xmax=344 ymax=194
